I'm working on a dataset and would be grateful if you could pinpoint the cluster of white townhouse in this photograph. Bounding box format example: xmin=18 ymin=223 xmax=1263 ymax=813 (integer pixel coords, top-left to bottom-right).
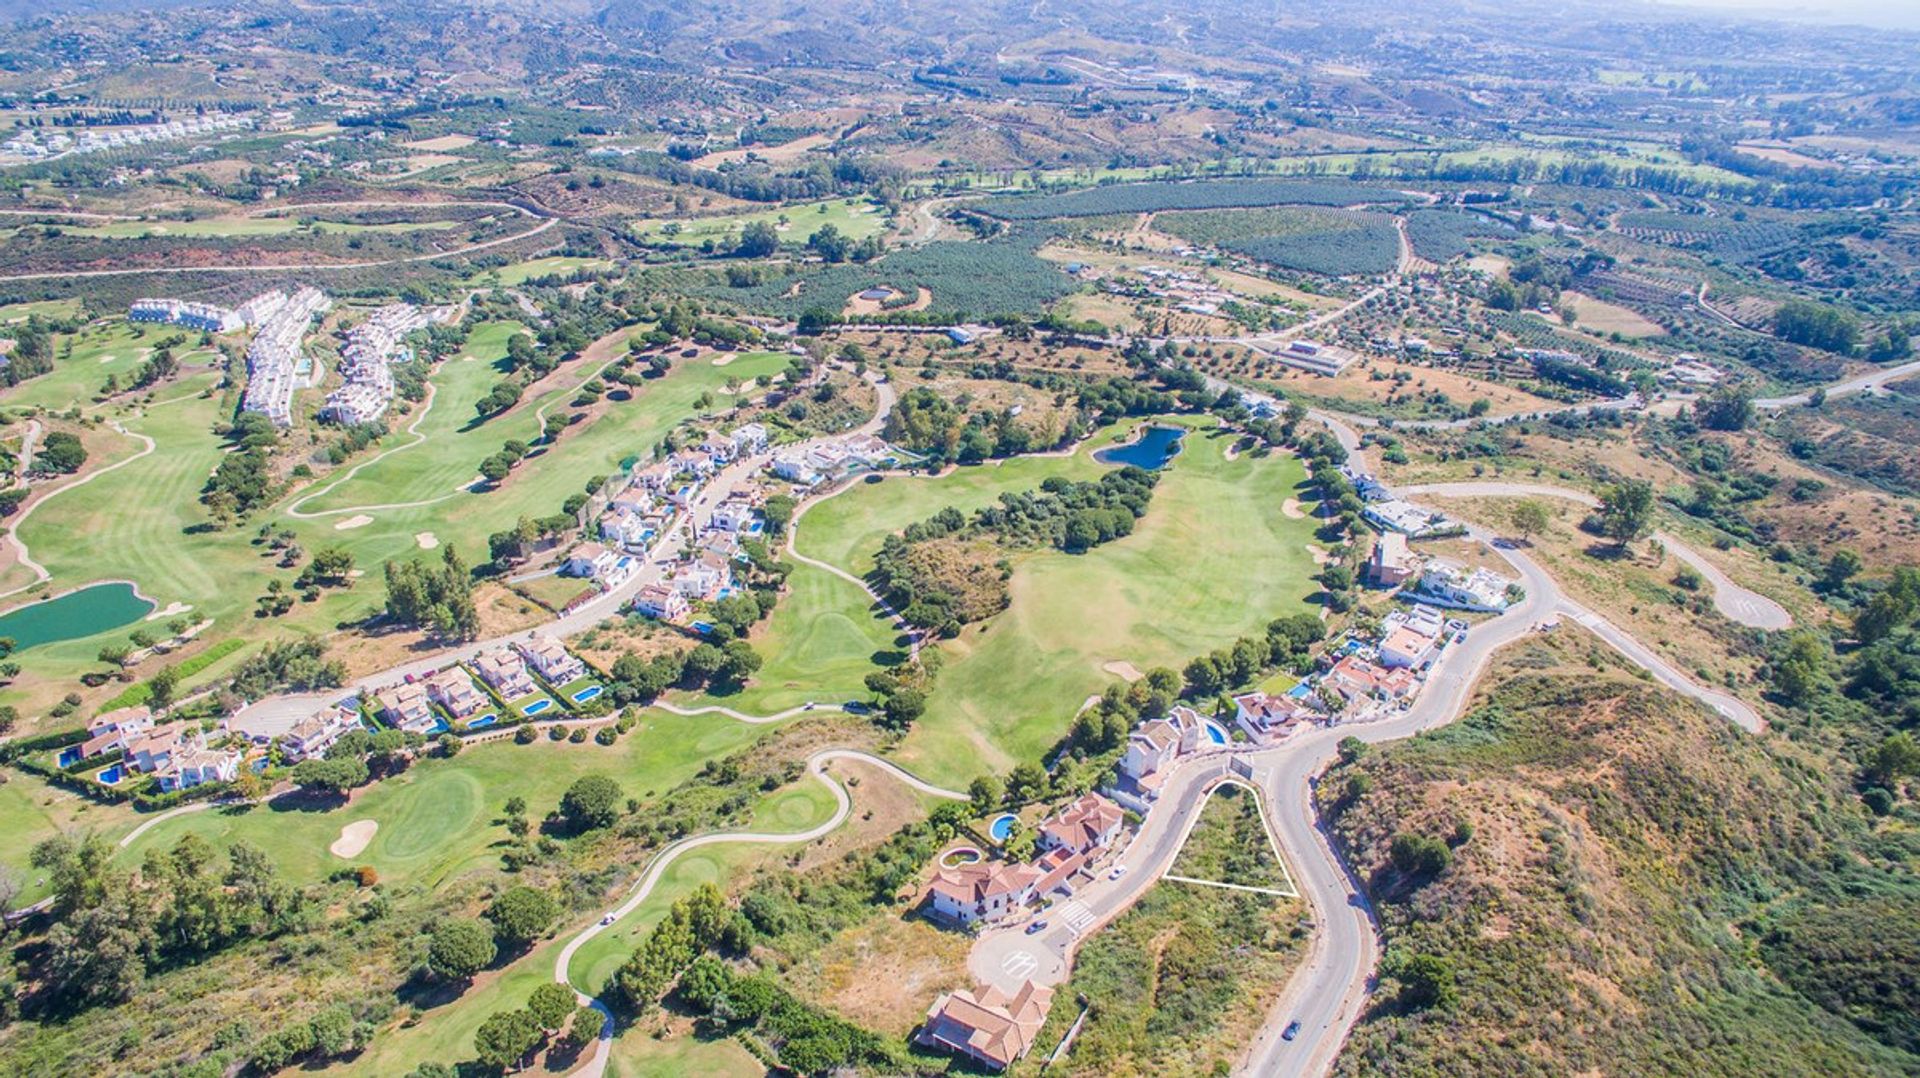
xmin=129 ymin=298 xmax=244 ymax=335
xmin=769 ymin=432 xmax=892 ymax=487
xmin=319 ymin=303 xmax=434 ymax=426
xmin=241 ymin=286 xmax=331 ymax=426
xmin=924 ymin=792 xmax=1126 ymax=928
xmin=124 ymin=721 xmax=243 ymax=792
xmin=365 ymin=661 xmax=491 ymax=734
xmin=3 ymin=112 xmax=253 ymax=159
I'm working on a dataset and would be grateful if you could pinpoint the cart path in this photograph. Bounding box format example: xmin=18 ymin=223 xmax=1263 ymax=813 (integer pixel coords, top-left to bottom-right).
xmin=555 ymin=749 xmax=964 ymax=1077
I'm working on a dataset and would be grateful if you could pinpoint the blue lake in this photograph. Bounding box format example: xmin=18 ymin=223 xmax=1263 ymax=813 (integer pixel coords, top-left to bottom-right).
xmin=0 ymin=582 xmax=154 ymax=651
xmin=1096 ymin=425 xmax=1185 ymax=470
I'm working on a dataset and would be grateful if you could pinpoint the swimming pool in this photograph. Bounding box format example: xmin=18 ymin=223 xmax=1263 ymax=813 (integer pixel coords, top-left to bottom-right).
xmin=468 ymin=714 xmax=499 ymax=729
xmin=571 ymin=685 xmax=604 ymax=703
xmin=95 ymin=764 xmax=126 ymax=786
xmin=990 ymin=814 xmax=1018 ymax=842
xmin=1204 ymin=721 xmax=1230 ymax=746
xmin=521 ymin=699 xmax=552 ymax=717
xmin=55 ymin=747 xmax=81 ymax=769
xmin=425 ymin=718 xmax=451 ymax=735
xmin=1286 ymin=682 xmax=1313 ymax=699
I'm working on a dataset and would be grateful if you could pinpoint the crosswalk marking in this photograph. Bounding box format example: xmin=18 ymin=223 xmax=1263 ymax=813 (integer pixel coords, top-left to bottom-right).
xmin=1058 ymin=900 xmax=1096 ymax=937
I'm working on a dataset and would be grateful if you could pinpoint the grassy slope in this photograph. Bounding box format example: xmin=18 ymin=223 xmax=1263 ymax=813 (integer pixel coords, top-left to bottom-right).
xmin=633 ymin=197 xmax=888 ymax=248
xmin=1320 ymin=628 xmax=1915 ymax=1078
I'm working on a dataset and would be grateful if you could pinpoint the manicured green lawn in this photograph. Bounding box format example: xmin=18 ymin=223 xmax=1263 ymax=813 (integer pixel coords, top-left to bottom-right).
xmin=2 ymin=319 xmax=222 ymax=413
xmin=333 ymin=757 xmax=836 ymax=1077
xmin=0 ymin=772 xmax=141 ymax=903
xmin=606 ymin=1030 xmax=762 ymax=1078
xmin=633 ymin=197 xmax=889 ymax=248
xmin=893 ymin=423 xmax=1319 ymax=785
xmin=118 ymin=710 xmax=769 ymax=891
xmin=759 ymin=419 xmax=1320 ymax=787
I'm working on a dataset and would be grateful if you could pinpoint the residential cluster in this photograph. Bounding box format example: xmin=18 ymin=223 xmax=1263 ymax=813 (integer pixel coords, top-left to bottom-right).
xmin=70 ymin=705 xmax=242 ymax=792
xmin=318 ymin=302 xmax=435 ymax=426
xmin=1 ymin=112 xmax=254 ymax=161
xmin=917 ymin=793 xmax=1128 ymax=1070
xmin=241 ymin=286 xmax=332 ymax=427
xmin=128 ymin=298 xmax=245 ymax=335
xmin=256 ymin=633 xmax=603 ymax=762
xmin=768 ymin=431 xmax=892 ymax=487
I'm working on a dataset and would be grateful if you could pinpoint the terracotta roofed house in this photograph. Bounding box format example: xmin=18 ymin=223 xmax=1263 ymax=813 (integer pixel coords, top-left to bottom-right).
xmin=926 ymin=860 xmax=1042 ymax=925
xmin=427 ymin=666 xmax=487 ymax=719
xmin=516 ymin=634 xmax=585 ymax=685
xmin=374 ymin=682 xmax=435 ymax=733
xmin=279 ymin=708 xmax=357 ymax=761
xmin=472 ymin=647 xmax=536 ymax=699
xmin=918 ymin=980 xmax=1055 ymax=1071
xmin=1037 ymin=793 xmax=1125 ymax=856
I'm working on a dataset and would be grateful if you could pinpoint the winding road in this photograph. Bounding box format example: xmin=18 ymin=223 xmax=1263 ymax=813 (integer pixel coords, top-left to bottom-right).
xmin=553 ymin=749 xmax=965 ymax=1078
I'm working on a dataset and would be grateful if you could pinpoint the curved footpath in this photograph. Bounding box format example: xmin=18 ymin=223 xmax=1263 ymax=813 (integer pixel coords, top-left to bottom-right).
xmin=554 ymin=749 xmax=965 ymax=1078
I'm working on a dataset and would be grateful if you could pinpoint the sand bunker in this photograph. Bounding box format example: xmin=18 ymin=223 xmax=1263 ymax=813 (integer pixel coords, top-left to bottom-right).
xmin=415 ymin=532 xmax=439 ymax=550
xmin=1307 ymin=544 xmax=1331 ymax=565
xmin=334 ymin=514 xmax=374 ymax=530
xmin=1102 ymin=660 xmax=1144 ymax=682
xmin=711 ymin=353 xmax=735 ymax=366
xmin=1281 ymin=498 xmax=1308 ymax=519
xmin=145 ymin=601 xmax=192 ymax=622
xmin=329 ymin=820 xmax=378 ymax=859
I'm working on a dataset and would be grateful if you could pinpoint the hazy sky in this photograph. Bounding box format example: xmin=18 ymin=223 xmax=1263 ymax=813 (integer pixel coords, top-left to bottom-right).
xmin=1655 ymin=0 xmax=1920 ymax=30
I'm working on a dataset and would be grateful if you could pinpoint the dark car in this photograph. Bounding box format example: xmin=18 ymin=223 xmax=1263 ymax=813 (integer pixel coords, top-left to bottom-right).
xmin=1025 ymin=920 xmax=1047 ymax=935
xmin=1282 ymin=1020 xmax=1302 ymax=1041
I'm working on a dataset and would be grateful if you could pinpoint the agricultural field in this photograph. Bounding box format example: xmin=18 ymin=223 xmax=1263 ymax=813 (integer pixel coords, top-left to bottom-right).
xmin=976 ymin=178 xmax=1412 ymax=220
xmin=1402 ymin=208 xmax=1516 ymax=262
xmin=632 ymin=197 xmax=889 ymax=249
xmin=1156 ymin=206 xmax=1402 ymax=276
xmin=1614 ymin=209 xmax=1805 ymax=260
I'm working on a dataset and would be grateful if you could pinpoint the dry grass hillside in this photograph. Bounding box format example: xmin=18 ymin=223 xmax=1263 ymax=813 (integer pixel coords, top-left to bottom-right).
xmin=1321 ymin=628 xmax=1920 ymax=1077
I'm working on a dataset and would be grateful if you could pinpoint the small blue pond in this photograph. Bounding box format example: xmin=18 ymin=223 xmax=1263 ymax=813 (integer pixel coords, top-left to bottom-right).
xmin=521 ymin=699 xmax=552 ymax=717
xmin=1204 ymin=721 xmax=1230 ymax=746
xmin=96 ymin=765 xmax=126 ymax=786
xmin=0 ymin=582 xmax=154 ymax=652
xmin=572 ymin=685 xmax=604 ymax=703
xmin=55 ymin=747 xmax=81 ymax=768
xmin=468 ymin=714 xmax=499 ymax=729
xmin=990 ymin=814 xmax=1018 ymax=842
xmin=1095 ymin=425 xmax=1185 ymax=470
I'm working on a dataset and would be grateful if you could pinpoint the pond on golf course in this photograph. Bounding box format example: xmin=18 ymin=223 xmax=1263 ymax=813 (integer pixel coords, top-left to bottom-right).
xmin=0 ymin=582 xmax=154 ymax=651
xmin=1095 ymin=425 xmax=1185 ymax=470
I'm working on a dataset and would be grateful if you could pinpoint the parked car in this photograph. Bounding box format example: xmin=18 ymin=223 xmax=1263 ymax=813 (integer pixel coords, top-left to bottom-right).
xmin=1283 ymin=1020 xmax=1301 ymax=1041
xmin=1025 ymin=920 xmax=1047 ymax=935
xmin=1109 ymin=864 xmax=1128 ymax=880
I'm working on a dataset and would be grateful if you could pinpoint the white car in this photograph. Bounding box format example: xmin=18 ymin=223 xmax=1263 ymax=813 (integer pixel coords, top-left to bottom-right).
xmin=1109 ymin=864 xmax=1128 ymax=880
xmin=600 ymin=914 xmax=616 ymax=926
